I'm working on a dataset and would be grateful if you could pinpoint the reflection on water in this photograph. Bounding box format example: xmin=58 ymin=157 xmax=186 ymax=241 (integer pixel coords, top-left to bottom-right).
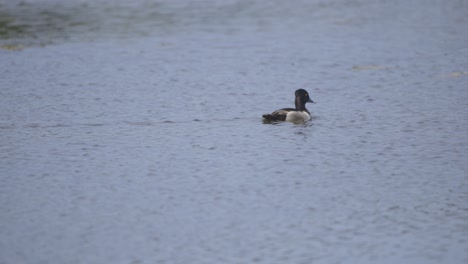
xmin=0 ymin=15 xmax=24 ymax=37
xmin=0 ymin=0 xmax=256 ymax=47
xmin=0 ymin=1 xmax=172 ymax=46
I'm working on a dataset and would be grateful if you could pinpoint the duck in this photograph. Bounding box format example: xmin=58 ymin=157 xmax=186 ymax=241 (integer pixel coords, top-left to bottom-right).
xmin=262 ymin=89 xmax=315 ymax=123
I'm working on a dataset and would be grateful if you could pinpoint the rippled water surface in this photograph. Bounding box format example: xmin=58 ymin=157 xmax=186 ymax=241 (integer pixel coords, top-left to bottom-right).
xmin=1 ymin=0 xmax=467 ymax=263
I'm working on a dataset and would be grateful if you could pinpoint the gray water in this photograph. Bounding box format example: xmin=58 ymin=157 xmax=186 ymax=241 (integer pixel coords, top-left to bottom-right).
xmin=1 ymin=0 xmax=468 ymax=263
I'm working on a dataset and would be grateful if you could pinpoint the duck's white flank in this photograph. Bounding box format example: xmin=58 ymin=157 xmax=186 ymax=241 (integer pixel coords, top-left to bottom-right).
xmin=285 ymin=111 xmax=311 ymax=122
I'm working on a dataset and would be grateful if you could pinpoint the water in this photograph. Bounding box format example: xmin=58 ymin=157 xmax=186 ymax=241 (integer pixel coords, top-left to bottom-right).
xmin=1 ymin=0 xmax=467 ymax=263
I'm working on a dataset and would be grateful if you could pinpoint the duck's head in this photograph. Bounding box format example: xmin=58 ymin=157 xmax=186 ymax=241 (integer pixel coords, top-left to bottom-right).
xmin=295 ymin=89 xmax=315 ymax=105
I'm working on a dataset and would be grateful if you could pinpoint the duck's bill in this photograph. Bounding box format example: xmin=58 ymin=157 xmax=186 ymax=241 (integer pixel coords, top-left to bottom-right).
xmin=308 ymin=99 xmax=316 ymax=103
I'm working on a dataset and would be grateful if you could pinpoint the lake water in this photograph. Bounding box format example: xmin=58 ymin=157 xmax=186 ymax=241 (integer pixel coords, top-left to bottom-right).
xmin=1 ymin=0 xmax=467 ymax=263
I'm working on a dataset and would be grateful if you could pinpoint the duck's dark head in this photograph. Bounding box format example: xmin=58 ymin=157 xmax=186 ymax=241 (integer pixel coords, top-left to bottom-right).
xmin=295 ymin=89 xmax=315 ymax=109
